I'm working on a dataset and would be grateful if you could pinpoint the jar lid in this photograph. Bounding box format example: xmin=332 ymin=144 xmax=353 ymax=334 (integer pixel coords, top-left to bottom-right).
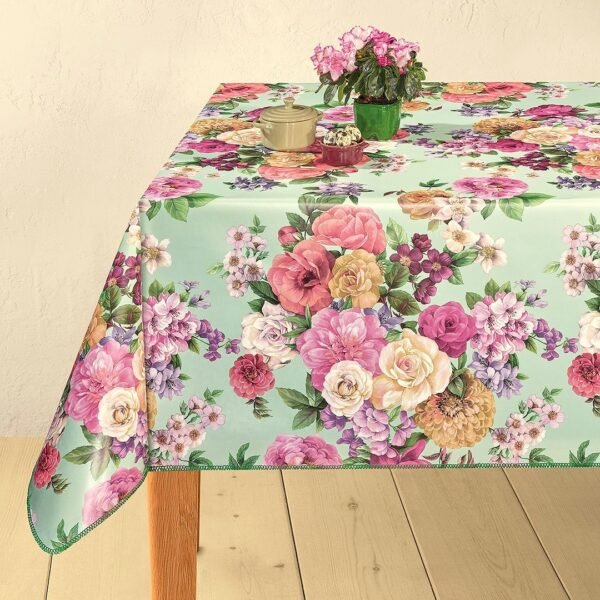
xmin=259 ymin=97 xmax=320 ymax=124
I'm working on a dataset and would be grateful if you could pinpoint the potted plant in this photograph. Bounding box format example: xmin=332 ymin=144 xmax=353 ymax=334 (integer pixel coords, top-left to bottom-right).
xmin=312 ymin=26 xmax=426 ymax=140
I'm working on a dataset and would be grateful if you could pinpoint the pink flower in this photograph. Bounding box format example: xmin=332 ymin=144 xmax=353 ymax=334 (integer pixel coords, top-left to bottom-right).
xmin=310 ymin=45 xmax=350 ymax=82
xmin=563 ymin=271 xmax=585 ymax=296
xmin=201 ymin=405 xmax=225 ymax=430
xmin=278 ymin=225 xmax=301 ymax=246
xmin=311 ymin=205 xmax=386 ymax=254
xmin=470 ymin=292 xmax=536 ymax=363
xmin=229 ymin=353 xmax=275 ymax=399
xmin=452 ymin=176 xmax=528 ymax=200
xmin=143 ymin=293 xmax=201 ymax=363
xmin=567 ymin=353 xmax=600 ymax=397
xmin=82 ymin=467 xmax=143 ymax=526
xmin=483 ymin=82 xmax=533 ymax=97
xmin=66 ymin=339 xmax=137 ymax=433
xmin=267 ymin=240 xmax=335 ymax=314
xmin=227 ymin=225 xmax=252 ymax=249
xmin=33 ymin=443 xmax=60 ymax=488
xmin=570 ymin=135 xmax=600 ymax=151
xmin=297 ymin=308 xmax=386 ymax=390
xmin=176 ymin=138 xmax=236 ymax=153
xmin=143 ymin=176 xmax=201 ymax=200
xmin=540 ymin=404 xmax=564 ymax=428
xmin=562 ymin=224 xmax=587 ymax=248
xmin=418 ymin=302 xmax=476 ymax=358
xmin=264 ymin=434 xmax=342 ymax=466
xmin=370 ymin=439 xmax=430 ymax=466
xmin=487 ymin=139 xmax=539 ymax=153
xmin=574 ymin=164 xmax=600 ymax=180
xmin=442 ymin=93 xmax=501 ymax=104
xmin=524 ymin=104 xmax=577 ymax=119
xmin=339 ymin=25 xmax=376 ymax=52
xmin=258 ymin=164 xmax=328 ymax=181
xmin=209 ymin=83 xmax=270 ymax=103
xmin=322 ymin=105 xmax=355 ymax=122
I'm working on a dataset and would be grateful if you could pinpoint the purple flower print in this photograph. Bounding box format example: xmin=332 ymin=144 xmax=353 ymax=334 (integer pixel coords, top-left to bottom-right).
xmin=321 ymin=405 xmax=348 ymax=431
xmin=180 ymin=280 xmax=199 ymax=292
xmin=411 ymin=233 xmax=432 ymax=252
xmin=470 ymin=353 xmax=522 ymax=399
xmin=337 ymin=428 xmax=362 ymax=457
xmin=414 ymin=278 xmax=437 ymax=304
xmin=316 ymin=182 xmax=369 ymax=196
xmin=146 ymin=361 xmax=184 ymax=399
xmin=105 ymin=252 xmax=128 ymax=289
xmin=456 ymin=105 xmax=498 ymax=117
xmin=189 ymin=290 xmax=211 ymax=309
xmin=227 ymin=176 xmax=281 ymax=191
xmin=352 ymin=402 xmax=390 ymax=456
xmin=391 ymin=411 xmax=416 ymax=447
xmin=201 ymin=152 xmax=246 ymax=171
xmin=364 ymin=304 xmax=404 ymax=331
xmin=421 ymin=249 xmax=452 ymax=283
xmin=390 ymin=243 xmax=423 ymax=275
xmin=124 ymin=254 xmax=142 ymax=281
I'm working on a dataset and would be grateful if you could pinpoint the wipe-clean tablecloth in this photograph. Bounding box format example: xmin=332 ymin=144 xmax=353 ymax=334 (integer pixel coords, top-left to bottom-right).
xmin=28 ymin=81 xmax=600 ymax=553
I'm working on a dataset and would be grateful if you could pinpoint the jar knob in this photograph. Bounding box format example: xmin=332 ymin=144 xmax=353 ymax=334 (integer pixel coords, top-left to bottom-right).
xmin=283 ymin=96 xmax=295 ymax=110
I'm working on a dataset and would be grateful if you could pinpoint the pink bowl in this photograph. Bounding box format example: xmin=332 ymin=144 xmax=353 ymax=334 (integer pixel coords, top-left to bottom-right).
xmin=319 ymin=140 xmax=367 ymax=167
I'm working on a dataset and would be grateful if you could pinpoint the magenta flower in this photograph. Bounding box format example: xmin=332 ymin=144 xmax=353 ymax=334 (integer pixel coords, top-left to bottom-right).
xmin=414 ymin=278 xmax=437 ymax=304
xmin=297 ymin=308 xmax=387 ymax=390
xmin=66 ymin=339 xmax=137 ymax=433
xmin=418 ymin=301 xmax=476 ymax=358
xmin=176 ymin=138 xmax=236 ymax=154
xmin=264 ymin=434 xmax=342 ymax=466
xmin=421 ymin=249 xmax=452 ymax=283
xmin=487 ymin=139 xmax=539 ymax=153
xmin=369 ymin=439 xmax=430 ymax=466
xmin=452 ymin=176 xmax=528 ymax=199
xmin=524 ymin=104 xmax=577 ymax=119
xmin=143 ymin=176 xmax=201 ymax=200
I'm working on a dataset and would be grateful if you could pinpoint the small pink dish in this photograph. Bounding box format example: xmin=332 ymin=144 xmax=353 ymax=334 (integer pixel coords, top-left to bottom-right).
xmin=319 ymin=140 xmax=367 ymax=167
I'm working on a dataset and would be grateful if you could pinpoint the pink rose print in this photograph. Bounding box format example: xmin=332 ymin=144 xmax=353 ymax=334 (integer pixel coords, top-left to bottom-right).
xmin=524 ymin=104 xmax=577 ymax=119
xmin=258 ymin=164 xmax=328 ymax=181
xmin=321 ymin=105 xmax=355 ymax=122
xmin=143 ymin=176 xmax=202 ymax=200
xmin=488 ymin=139 xmax=539 ymax=153
xmin=567 ymin=353 xmax=600 ymax=397
xmin=311 ymin=205 xmax=386 ymax=254
xmin=82 ymin=467 xmax=143 ymax=526
xmin=369 ymin=439 xmax=430 ymax=466
xmin=267 ymin=240 xmax=335 ymax=314
xmin=418 ymin=301 xmax=476 ymax=358
xmin=574 ymin=164 xmax=600 ymax=180
xmin=65 ymin=339 xmax=137 ymax=434
xmin=264 ymin=434 xmax=342 ymax=466
xmin=229 ymin=353 xmax=275 ymax=399
xmin=452 ymin=176 xmax=528 ymax=200
xmin=483 ymin=82 xmax=532 ymax=96
xmin=297 ymin=308 xmax=387 ymax=390
xmin=209 ymin=83 xmax=270 ymax=103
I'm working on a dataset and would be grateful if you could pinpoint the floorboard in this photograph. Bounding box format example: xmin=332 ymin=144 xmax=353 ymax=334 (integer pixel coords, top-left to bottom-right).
xmin=197 ymin=470 xmax=304 ymax=600
xmin=506 ymin=468 xmax=600 ymax=600
xmin=394 ymin=469 xmax=569 ymax=600
xmin=283 ymin=469 xmax=435 ymax=600
xmin=0 ymin=438 xmax=51 ymax=600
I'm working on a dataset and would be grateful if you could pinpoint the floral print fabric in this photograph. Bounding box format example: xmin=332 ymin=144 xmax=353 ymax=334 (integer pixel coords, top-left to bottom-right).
xmin=29 ymin=81 xmax=600 ymax=553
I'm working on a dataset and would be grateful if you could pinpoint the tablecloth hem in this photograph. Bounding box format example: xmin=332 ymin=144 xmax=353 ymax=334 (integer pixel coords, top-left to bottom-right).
xmin=27 ymin=468 xmax=149 ymax=555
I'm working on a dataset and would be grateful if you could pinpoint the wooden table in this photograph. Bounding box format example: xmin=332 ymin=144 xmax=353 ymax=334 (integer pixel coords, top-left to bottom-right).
xmin=148 ymin=471 xmax=200 ymax=600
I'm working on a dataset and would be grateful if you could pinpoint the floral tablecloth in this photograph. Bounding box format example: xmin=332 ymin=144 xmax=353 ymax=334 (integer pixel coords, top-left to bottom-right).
xmin=29 ymin=81 xmax=600 ymax=553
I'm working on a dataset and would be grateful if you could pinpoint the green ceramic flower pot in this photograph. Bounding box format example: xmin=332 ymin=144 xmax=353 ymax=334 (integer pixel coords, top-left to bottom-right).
xmin=353 ymin=99 xmax=401 ymax=141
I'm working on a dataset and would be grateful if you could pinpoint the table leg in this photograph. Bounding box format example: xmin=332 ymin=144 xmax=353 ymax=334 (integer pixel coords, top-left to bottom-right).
xmin=147 ymin=471 xmax=201 ymax=600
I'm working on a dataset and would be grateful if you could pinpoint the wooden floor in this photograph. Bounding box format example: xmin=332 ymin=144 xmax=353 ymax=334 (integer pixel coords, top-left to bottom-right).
xmin=3 ymin=438 xmax=600 ymax=599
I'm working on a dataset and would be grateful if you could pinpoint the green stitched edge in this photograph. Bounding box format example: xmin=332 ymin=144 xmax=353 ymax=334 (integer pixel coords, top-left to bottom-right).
xmin=28 ymin=460 xmax=600 ymax=555
xmin=27 ymin=467 xmax=149 ymax=555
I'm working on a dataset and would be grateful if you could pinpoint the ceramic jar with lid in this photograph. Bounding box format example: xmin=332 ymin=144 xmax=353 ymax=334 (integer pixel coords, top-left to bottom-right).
xmin=256 ymin=97 xmax=321 ymax=150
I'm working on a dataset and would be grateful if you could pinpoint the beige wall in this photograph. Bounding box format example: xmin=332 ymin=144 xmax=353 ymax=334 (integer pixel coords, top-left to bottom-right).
xmin=1 ymin=0 xmax=599 ymax=435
